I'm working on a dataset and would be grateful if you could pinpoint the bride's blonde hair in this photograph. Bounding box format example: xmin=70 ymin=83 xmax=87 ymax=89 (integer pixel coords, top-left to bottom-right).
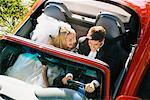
xmin=49 ymin=26 xmax=76 ymax=50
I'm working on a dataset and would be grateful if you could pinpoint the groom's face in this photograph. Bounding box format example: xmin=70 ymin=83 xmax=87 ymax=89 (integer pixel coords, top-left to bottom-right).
xmin=88 ymin=39 xmax=101 ymax=50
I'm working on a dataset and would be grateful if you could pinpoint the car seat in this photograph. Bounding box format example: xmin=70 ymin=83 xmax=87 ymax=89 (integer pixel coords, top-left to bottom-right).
xmin=95 ymin=12 xmax=128 ymax=89
xmin=96 ymin=12 xmax=125 ymax=41
xmin=44 ymin=0 xmax=72 ymax=22
xmin=30 ymin=0 xmax=72 ymax=44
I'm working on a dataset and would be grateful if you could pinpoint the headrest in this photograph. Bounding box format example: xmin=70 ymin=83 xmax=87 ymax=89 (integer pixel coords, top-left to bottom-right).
xmin=96 ymin=12 xmax=125 ymax=40
xmin=44 ymin=0 xmax=63 ymax=7
xmin=44 ymin=0 xmax=72 ymax=22
xmin=44 ymin=5 xmax=66 ymax=21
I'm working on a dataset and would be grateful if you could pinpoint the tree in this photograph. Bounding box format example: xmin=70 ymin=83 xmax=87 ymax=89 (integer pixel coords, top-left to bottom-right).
xmin=0 ymin=0 xmax=36 ymax=34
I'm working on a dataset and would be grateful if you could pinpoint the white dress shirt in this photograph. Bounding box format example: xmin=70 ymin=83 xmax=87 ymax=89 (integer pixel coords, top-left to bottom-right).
xmin=88 ymin=48 xmax=100 ymax=59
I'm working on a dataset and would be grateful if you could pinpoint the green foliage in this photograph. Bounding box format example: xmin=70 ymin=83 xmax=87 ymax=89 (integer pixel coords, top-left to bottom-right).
xmin=0 ymin=0 xmax=36 ymax=34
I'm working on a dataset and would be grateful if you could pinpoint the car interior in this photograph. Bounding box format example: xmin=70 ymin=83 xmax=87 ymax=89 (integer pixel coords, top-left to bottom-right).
xmin=0 ymin=38 xmax=105 ymax=99
xmin=0 ymin=0 xmax=141 ymax=99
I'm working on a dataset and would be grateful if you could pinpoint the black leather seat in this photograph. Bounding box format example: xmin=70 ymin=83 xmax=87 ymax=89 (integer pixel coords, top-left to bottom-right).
xmin=96 ymin=12 xmax=125 ymax=40
xmin=95 ymin=12 xmax=128 ymax=89
xmin=44 ymin=1 xmax=72 ymax=22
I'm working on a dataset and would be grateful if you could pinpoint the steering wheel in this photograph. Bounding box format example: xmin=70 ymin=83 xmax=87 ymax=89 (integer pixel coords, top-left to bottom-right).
xmin=67 ymin=80 xmax=100 ymax=99
xmin=67 ymin=80 xmax=85 ymax=87
xmin=67 ymin=80 xmax=86 ymax=94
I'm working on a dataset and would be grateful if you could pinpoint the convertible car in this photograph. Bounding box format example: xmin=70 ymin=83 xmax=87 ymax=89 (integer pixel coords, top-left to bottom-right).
xmin=0 ymin=0 xmax=150 ymax=100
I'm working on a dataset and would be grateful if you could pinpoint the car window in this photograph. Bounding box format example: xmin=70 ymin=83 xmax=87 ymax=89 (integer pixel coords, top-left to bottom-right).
xmin=0 ymin=41 xmax=106 ymax=99
xmin=39 ymin=54 xmax=104 ymax=99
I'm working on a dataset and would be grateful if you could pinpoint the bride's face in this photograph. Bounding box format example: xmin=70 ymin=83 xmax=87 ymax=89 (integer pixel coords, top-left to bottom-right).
xmin=66 ymin=33 xmax=77 ymax=49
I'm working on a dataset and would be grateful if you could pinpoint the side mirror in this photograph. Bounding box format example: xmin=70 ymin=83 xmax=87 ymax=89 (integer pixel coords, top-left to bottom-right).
xmin=116 ymin=95 xmax=142 ymax=100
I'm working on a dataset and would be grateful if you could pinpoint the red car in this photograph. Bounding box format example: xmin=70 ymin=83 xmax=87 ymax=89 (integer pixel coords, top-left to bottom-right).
xmin=0 ymin=0 xmax=150 ymax=100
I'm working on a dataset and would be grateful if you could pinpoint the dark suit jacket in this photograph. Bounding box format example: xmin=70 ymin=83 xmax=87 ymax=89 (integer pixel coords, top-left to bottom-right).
xmin=78 ymin=39 xmax=128 ymax=88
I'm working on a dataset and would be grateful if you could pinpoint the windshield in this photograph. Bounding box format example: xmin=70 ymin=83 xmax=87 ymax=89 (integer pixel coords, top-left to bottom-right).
xmin=37 ymin=52 xmax=103 ymax=99
xmin=0 ymin=39 xmax=104 ymax=100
